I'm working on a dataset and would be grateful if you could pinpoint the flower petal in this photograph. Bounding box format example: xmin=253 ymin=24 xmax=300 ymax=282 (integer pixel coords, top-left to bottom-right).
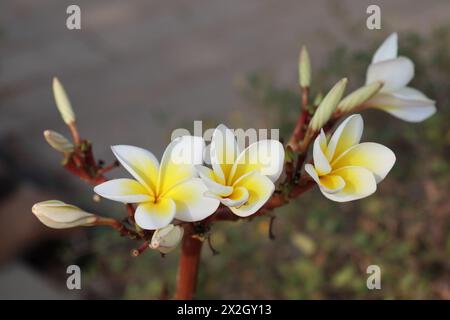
xmin=305 ymin=164 xmax=345 ymax=193
xmin=164 ymin=178 xmax=220 ymax=222
xmin=304 ymin=163 xmax=320 ymax=184
xmin=229 ymin=139 xmax=285 ymax=184
xmin=94 ymin=179 xmax=153 ymax=203
xmin=366 ymin=57 xmax=414 ymax=93
xmin=318 ymin=130 xmax=328 ymax=157
xmin=230 ymin=171 xmax=274 ymax=217
xmin=366 ymin=92 xmax=436 ymax=122
xmin=158 ymin=136 xmax=205 ymax=195
xmin=196 ymin=165 xmax=233 ymax=197
xmin=134 ymin=198 xmax=176 ymax=230
xmin=372 ymin=33 xmax=398 ymax=64
xmin=327 ymin=114 xmax=364 ymax=161
xmin=210 ymin=124 xmax=239 ymax=184
xmin=220 ymin=186 xmax=249 ymax=207
xmin=111 ymin=145 xmax=159 ymax=195
xmin=393 ymin=87 xmax=433 ymax=101
xmin=312 ymin=132 xmax=331 ymax=175
xmin=319 ymin=174 xmax=346 ymax=194
xmin=332 ymin=142 xmax=396 ymax=183
xmin=320 ymin=166 xmax=377 ymax=202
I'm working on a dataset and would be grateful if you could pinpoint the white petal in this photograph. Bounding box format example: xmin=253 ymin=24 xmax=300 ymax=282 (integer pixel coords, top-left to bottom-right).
xmin=94 ymin=179 xmax=153 ymax=203
xmin=372 ymin=33 xmax=398 ymax=64
xmin=312 ymin=132 xmax=331 ymax=175
xmin=327 ymin=114 xmax=364 ymax=161
xmin=158 ymin=136 xmax=205 ymax=195
xmin=304 ymin=163 xmax=320 ymax=184
xmin=220 ymin=187 xmax=249 ymax=207
xmin=366 ymin=57 xmax=414 ymax=92
xmin=134 ymin=198 xmax=176 ymax=230
xmin=195 ymin=165 xmax=233 ymax=197
xmin=111 ymin=145 xmax=159 ymax=195
xmin=230 ymin=171 xmax=274 ymax=217
xmin=393 ymin=87 xmax=433 ymax=101
xmin=229 ymin=139 xmax=285 ymax=184
xmin=318 ymin=130 xmax=329 ymax=158
xmin=366 ymin=92 xmax=437 ymax=122
xmin=331 ymin=142 xmax=396 ymax=183
xmin=164 ymin=178 xmax=220 ymax=222
xmin=210 ymin=124 xmax=239 ymax=184
xmin=320 ymin=166 xmax=377 ymax=202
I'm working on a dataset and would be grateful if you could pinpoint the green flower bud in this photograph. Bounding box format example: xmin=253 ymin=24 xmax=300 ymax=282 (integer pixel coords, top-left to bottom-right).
xmin=309 ymin=78 xmax=348 ymax=131
xmin=338 ymin=81 xmax=383 ymax=113
xmin=299 ymin=46 xmax=311 ymax=88
xmin=53 ymin=77 xmax=75 ymax=125
xmin=44 ymin=130 xmax=74 ymax=153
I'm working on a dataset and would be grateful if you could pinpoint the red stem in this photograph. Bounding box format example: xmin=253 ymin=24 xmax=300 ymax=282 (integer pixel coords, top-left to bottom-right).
xmin=68 ymin=122 xmax=81 ymax=146
xmin=174 ymin=224 xmax=203 ymax=300
xmin=288 ymin=87 xmax=309 ymax=150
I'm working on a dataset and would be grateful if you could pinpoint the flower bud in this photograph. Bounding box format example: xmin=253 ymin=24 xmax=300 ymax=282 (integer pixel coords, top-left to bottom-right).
xmin=299 ymin=46 xmax=311 ymax=88
xmin=150 ymin=224 xmax=184 ymax=254
xmin=337 ymin=81 xmax=383 ymax=113
xmin=32 ymin=200 xmax=96 ymax=229
xmin=309 ymin=78 xmax=348 ymax=131
xmin=43 ymin=130 xmax=74 ymax=153
xmin=52 ymin=77 xmax=75 ymax=125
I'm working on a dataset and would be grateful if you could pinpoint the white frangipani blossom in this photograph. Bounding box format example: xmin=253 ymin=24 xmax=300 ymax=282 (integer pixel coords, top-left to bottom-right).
xmin=305 ymin=114 xmax=396 ymax=202
xmin=94 ymin=136 xmax=220 ymax=230
xmin=196 ymin=125 xmax=284 ymax=217
xmin=365 ymin=33 xmax=436 ymax=122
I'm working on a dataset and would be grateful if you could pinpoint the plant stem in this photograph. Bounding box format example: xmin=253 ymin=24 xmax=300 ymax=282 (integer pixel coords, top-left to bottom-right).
xmin=174 ymin=224 xmax=203 ymax=300
xmin=68 ymin=122 xmax=81 ymax=145
xmin=288 ymin=86 xmax=309 ymax=151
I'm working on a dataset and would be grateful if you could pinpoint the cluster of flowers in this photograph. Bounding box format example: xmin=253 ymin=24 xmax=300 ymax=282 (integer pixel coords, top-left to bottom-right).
xmin=33 ymin=33 xmax=435 ymax=253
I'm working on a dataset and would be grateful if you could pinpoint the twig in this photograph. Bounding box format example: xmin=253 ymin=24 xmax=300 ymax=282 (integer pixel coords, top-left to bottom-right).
xmin=268 ymin=216 xmax=276 ymax=240
xmin=131 ymin=241 xmax=150 ymax=257
xmin=207 ymin=235 xmax=219 ymax=255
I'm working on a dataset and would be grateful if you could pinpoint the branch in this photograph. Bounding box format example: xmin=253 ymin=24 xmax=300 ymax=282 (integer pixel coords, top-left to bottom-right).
xmin=174 ymin=224 xmax=203 ymax=300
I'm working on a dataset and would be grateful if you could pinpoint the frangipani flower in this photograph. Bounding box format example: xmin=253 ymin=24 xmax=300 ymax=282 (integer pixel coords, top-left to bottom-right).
xmin=196 ymin=125 xmax=284 ymax=217
xmin=94 ymin=136 xmax=220 ymax=230
xmin=365 ymin=33 xmax=436 ymax=122
xmin=305 ymin=114 xmax=396 ymax=202
xmin=32 ymin=200 xmax=97 ymax=229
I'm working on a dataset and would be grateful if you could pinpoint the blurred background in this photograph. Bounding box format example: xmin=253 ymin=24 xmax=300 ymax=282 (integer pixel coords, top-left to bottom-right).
xmin=0 ymin=0 xmax=449 ymax=299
